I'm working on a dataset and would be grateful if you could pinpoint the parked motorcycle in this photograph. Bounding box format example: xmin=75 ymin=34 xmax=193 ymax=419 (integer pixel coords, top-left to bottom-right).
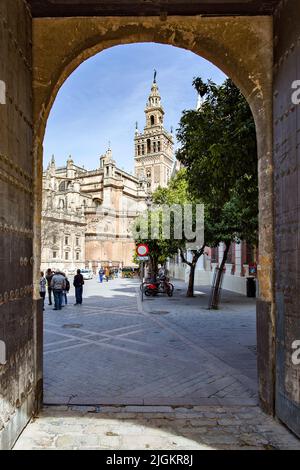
xmin=144 ymin=276 xmax=174 ymax=297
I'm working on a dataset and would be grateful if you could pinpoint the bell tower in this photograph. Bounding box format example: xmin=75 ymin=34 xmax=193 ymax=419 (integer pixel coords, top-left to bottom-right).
xmin=134 ymin=72 xmax=174 ymax=192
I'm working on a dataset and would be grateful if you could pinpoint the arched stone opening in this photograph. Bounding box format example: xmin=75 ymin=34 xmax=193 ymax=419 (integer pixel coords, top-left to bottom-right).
xmin=32 ymin=15 xmax=274 ymax=413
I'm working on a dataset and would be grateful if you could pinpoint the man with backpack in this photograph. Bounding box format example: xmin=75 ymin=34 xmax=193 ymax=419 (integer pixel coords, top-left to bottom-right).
xmin=50 ymin=270 xmax=66 ymax=311
xmin=73 ymin=269 xmax=85 ymax=305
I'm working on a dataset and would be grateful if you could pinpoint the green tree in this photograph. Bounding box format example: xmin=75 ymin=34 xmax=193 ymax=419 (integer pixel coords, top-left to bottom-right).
xmin=152 ymin=169 xmax=206 ymax=297
xmin=132 ymin=206 xmax=181 ymax=279
xmin=176 ymin=78 xmax=258 ymax=307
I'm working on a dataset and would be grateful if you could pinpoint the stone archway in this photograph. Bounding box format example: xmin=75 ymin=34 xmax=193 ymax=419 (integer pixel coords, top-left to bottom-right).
xmin=32 ymin=15 xmax=274 ymax=413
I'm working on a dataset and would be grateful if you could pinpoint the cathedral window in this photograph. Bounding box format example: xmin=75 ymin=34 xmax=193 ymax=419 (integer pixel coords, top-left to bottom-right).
xmin=59 ymin=181 xmax=66 ymax=192
xmin=146 ymin=170 xmax=151 ymax=179
xmin=53 ymin=235 xmax=57 ymax=244
xmin=65 ymin=252 xmax=69 ymax=261
xmin=76 ymin=237 xmax=79 ymax=246
xmin=147 ymin=139 xmax=151 ymax=154
xmin=65 ymin=236 xmax=69 ymax=245
xmin=53 ymin=251 xmax=57 ymax=259
xmin=142 ymin=145 xmax=145 ymax=155
xmin=157 ymin=141 xmax=161 ymax=152
xmin=150 ymin=115 xmax=155 ymax=126
xmin=76 ymin=252 xmax=80 ymax=261
xmin=137 ymin=145 xmax=141 ymax=156
xmin=153 ymin=141 xmax=156 ymax=153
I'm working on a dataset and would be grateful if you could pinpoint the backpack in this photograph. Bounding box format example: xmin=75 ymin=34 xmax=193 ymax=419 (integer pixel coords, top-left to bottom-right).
xmin=52 ymin=274 xmax=65 ymax=290
xmin=65 ymin=279 xmax=70 ymax=292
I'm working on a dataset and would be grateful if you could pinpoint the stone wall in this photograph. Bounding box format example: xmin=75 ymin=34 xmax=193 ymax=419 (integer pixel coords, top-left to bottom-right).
xmin=168 ymin=263 xmax=249 ymax=296
xmin=273 ymin=0 xmax=300 ymax=438
xmin=0 ymin=0 xmax=39 ymax=450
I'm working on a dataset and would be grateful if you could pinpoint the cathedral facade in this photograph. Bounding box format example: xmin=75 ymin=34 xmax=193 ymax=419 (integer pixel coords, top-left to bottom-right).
xmin=41 ymin=78 xmax=174 ymax=274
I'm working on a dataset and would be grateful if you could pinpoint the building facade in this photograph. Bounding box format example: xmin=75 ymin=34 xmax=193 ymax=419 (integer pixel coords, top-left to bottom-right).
xmin=41 ymin=77 xmax=174 ymax=273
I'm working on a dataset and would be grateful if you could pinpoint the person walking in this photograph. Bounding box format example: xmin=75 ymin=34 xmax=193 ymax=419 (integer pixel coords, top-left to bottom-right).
xmin=46 ymin=268 xmax=53 ymax=305
xmin=73 ymin=269 xmax=84 ymax=305
xmin=98 ymin=267 xmax=104 ymax=283
xmin=50 ymin=270 xmax=66 ymax=311
xmin=39 ymin=271 xmax=46 ymax=311
xmin=105 ymin=266 xmax=110 ymax=282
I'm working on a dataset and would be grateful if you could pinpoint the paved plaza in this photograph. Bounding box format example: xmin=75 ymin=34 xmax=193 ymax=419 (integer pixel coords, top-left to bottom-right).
xmin=14 ymin=277 xmax=300 ymax=450
xmin=43 ymin=277 xmax=257 ymax=406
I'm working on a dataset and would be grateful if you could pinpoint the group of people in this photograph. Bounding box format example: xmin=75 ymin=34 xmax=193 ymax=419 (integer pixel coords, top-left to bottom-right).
xmin=98 ymin=267 xmax=121 ymax=283
xmin=40 ymin=268 xmax=85 ymax=311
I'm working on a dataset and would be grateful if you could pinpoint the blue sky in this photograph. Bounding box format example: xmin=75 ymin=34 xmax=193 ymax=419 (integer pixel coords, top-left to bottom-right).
xmin=44 ymin=43 xmax=226 ymax=173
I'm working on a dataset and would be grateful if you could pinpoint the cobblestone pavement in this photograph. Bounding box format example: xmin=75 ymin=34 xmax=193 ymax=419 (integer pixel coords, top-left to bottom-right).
xmin=43 ymin=278 xmax=258 ymax=406
xmin=14 ymin=405 xmax=300 ymax=450
xmin=15 ymin=278 xmax=300 ymax=450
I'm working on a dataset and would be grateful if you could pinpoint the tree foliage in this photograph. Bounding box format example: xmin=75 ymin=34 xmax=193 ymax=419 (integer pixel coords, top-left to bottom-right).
xmin=176 ymin=77 xmax=258 ymax=247
xmin=176 ymin=78 xmax=258 ymax=307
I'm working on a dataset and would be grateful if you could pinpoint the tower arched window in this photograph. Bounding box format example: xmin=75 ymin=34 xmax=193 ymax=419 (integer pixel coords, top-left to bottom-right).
xmin=153 ymin=141 xmax=156 ymax=153
xmin=150 ymin=115 xmax=155 ymax=126
xmin=157 ymin=141 xmax=161 ymax=152
xmin=147 ymin=139 xmax=151 ymax=154
xmin=137 ymin=145 xmax=141 ymax=156
xmin=146 ymin=170 xmax=151 ymax=179
xmin=142 ymin=144 xmax=145 ymax=155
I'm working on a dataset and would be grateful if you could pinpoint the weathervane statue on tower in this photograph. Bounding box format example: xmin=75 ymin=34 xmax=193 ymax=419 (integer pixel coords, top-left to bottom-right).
xmin=153 ymin=69 xmax=157 ymax=83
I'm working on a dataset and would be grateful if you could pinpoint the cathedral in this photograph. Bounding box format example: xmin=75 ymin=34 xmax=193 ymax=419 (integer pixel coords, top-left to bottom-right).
xmin=41 ymin=77 xmax=174 ymax=274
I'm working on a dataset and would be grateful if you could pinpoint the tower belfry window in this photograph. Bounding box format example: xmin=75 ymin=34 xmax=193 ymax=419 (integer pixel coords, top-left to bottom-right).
xmin=150 ymin=115 xmax=155 ymax=126
xmin=147 ymin=139 xmax=151 ymax=154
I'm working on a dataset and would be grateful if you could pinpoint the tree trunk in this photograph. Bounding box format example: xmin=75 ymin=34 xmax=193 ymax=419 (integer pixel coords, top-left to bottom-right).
xmin=186 ymin=263 xmax=196 ymax=297
xmin=150 ymin=256 xmax=158 ymax=281
xmin=211 ymin=241 xmax=231 ymax=309
xmin=180 ymin=246 xmax=205 ymax=298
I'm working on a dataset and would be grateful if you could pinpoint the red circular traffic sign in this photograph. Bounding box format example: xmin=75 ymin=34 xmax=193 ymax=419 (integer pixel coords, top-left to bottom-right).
xmin=136 ymin=244 xmax=149 ymax=257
